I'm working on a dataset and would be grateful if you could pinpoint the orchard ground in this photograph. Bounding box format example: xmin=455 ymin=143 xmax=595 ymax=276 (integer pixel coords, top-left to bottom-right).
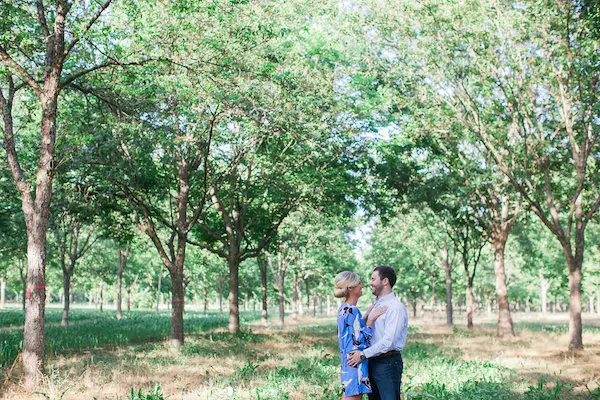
xmin=1 ymin=307 xmax=599 ymax=399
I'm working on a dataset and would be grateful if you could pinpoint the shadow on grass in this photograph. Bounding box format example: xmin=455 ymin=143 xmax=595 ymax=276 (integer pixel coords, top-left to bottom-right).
xmin=0 ymin=310 xmax=262 ymax=369
xmin=401 ymin=331 xmax=596 ymax=400
xmin=183 ymin=329 xmax=269 ymax=358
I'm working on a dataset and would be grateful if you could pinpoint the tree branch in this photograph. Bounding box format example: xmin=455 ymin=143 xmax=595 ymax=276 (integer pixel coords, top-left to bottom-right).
xmin=64 ymin=0 xmax=113 ymax=57
xmin=0 ymin=46 xmax=44 ymax=98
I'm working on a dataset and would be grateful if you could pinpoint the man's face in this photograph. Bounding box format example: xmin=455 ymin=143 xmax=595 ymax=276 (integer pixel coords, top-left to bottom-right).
xmin=370 ymin=270 xmax=385 ymax=297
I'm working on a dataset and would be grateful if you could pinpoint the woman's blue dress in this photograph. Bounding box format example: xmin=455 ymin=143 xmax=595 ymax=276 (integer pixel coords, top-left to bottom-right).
xmin=337 ymin=303 xmax=373 ymax=396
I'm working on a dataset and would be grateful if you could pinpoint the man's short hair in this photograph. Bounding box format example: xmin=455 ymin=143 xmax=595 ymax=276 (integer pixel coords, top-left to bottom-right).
xmin=374 ymin=265 xmax=397 ymax=288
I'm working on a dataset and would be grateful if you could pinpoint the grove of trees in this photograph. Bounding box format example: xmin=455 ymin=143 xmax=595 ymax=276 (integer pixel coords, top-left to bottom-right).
xmin=1 ymin=0 xmax=599 ymax=388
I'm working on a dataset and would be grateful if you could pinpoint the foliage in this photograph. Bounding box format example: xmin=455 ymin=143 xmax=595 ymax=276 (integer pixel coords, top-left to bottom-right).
xmin=127 ymin=386 xmax=165 ymax=400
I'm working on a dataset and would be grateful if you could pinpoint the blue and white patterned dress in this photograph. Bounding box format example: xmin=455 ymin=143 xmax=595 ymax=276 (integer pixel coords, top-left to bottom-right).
xmin=337 ymin=303 xmax=373 ymax=396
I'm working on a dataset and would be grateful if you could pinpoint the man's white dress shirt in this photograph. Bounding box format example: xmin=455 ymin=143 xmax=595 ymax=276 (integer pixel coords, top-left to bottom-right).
xmin=362 ymin=292 xmax=409 ymax=359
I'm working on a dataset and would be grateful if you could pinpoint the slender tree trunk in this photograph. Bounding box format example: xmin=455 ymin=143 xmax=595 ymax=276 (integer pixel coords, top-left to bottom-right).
xmin=596 ymin=291 xmax=600 ymax=315
xmin=278 ymin=268 xmax=286 ymax=327
xmin=540 ymin=272 xmax=551 ymax=314
xmin=156 ymin=265 xmax=163 ymax=315
xmin=127 ymin=287 xmax=132 ymax=311
xmin=218 ymin=277 xmax=224 ymax=312
xmin=567 ymin=260 xmax=583 ymax=349
xmin=0 ymin=278 xmax=5 ymax=309
xmin=259 ymin=255 xmax=268 ymax=325
xmin=430 ymin=279 xmax=435 ymax=319
xmin=493 ymin=239 xmax=514 ymax=336
xmin=444 ymin=257 xmax=453 ymax=326
xmin=203 ymin=282 xmax=209 ymax=313
xmin=61 ymin=272 xmax=71 ymax=326
xmin=305 ymin=280 xmax=311 ymax=314
xmin=292 ymin=274 xmax=299 ymax=319
xmin=297 ymin=276 xmax=304 ymax=317
xmin=116 ymin=246 xmax=129 ymax=320
xmin=227 ymin=245 xmax=241 ymax=333
xmin=465 ymin=277 xmax=474 ymax=329
xmin=99 ymin=281 xmax=104 ymax=312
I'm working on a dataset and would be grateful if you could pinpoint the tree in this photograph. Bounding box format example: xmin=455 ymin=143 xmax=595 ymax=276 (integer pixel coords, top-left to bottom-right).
xmin=366 ymin=0 xmax=600 ymax=348
xmin=423 ymin=0 xmax=600 ymax=348
xmin=0 ymin=0 xmax=155 ymax=382
xmin=50 ymin=172 xmax=99 ymax=325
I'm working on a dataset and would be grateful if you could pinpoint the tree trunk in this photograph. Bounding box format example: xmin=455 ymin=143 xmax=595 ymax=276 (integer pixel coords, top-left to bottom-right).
xmin=127 ymin=287 xmax=132 ymax=311
xmin=430 ymin=279 xmax=436 ymax=319
xmin=203 ymin=281 xmax=209 ymax=313
xmin=23 ymin=227 xmax=49 ymax=386
xmin=0 ymin=278 xmax=5 ymax=309
xmin=567 ymin=261 xmax=583 ymax=349
xmin=218 ymin=277 xmax=224 ymax=313
xmin=291 ymin=274 xmax=299 ymax=319
xmin=278 ymin=269 xmax=286 ymax=327
xmin=297 ymin=275 xmax=304 ymax=317
xmin=305 ymin=280 xmax=311 ymax=315
xmin=116 ymin=246 xmax=129 ymax=320
xmin=156 ymin=265 xmax=163 ymax=315
xmin=444 ymin=259 xmax=453 ymax=326
xmin=596 ymin=291 xmax=600 ymax=315
xmin=99 ymin=281 xmax=104 ymax=312
xmin=228 ymin=251 xmax=241 ymax=333
xmin=259 ymin=255 xmax=268 ymax=325
xmin=493 ymin=239 xmax=514 ymax=336
xmin=170 ymin=269 xmax=185 ymax=348
xmin=465 ymin=278 xmax=474 ymax=329
xmin=61 ymin=272 xmax=71 ymax=326
xmin=540 ymin=272 xmax=551 ymax=314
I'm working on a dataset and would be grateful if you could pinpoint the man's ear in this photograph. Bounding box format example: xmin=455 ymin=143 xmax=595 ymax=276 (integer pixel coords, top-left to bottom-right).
xmin=383 ymin=277 xmax=390 ymax=287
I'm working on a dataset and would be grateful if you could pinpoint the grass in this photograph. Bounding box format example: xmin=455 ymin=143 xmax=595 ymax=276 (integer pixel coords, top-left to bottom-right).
xmin=0 ymin=309 xmax=260 ymax=369
xmin=1 ymin=310 xmax=599 ymax=399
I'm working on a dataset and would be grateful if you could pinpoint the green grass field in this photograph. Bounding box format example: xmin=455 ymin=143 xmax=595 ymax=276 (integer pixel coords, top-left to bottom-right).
xmin=1 ymin=309 xmax=599 ymax=399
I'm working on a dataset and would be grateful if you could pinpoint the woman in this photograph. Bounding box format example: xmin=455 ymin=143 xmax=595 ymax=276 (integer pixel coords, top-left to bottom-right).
xmin=335 ymin=271 xmax=386 ymax=400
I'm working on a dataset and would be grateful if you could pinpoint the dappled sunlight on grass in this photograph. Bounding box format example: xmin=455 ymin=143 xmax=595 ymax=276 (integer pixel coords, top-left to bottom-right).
xmin=2 ymin=311 xmax=600 ymax=398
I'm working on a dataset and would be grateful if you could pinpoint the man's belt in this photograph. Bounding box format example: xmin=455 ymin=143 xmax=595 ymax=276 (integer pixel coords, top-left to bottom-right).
xmin=371 ymin=350 xmax=401 ymax=360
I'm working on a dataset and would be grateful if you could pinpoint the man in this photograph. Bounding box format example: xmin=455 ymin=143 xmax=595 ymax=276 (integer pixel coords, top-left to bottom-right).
xmin=347 ymin=265 xmax=409 ymax=400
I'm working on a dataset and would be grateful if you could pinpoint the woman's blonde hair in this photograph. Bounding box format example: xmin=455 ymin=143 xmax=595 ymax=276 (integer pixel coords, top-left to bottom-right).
xmin=334 ymin=271 xmax=361 ymax=299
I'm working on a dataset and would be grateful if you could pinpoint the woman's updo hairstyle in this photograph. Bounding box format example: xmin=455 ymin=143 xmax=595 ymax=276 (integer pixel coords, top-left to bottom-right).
xmin=334 ymin=271 xmax=360 ymax=299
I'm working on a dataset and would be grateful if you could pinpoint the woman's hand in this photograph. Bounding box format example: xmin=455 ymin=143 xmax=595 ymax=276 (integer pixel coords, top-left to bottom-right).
xmin=366 ymin=305 xmax=387 ymax=328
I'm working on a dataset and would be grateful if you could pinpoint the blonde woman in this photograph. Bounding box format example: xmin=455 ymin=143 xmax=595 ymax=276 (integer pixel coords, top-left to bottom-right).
xmin=335 ymin=271 xmax=386 ymax=400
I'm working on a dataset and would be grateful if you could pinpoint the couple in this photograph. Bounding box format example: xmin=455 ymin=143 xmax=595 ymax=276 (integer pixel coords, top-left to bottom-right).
xmin=335 ymin=266 xmax=409 ymax=400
